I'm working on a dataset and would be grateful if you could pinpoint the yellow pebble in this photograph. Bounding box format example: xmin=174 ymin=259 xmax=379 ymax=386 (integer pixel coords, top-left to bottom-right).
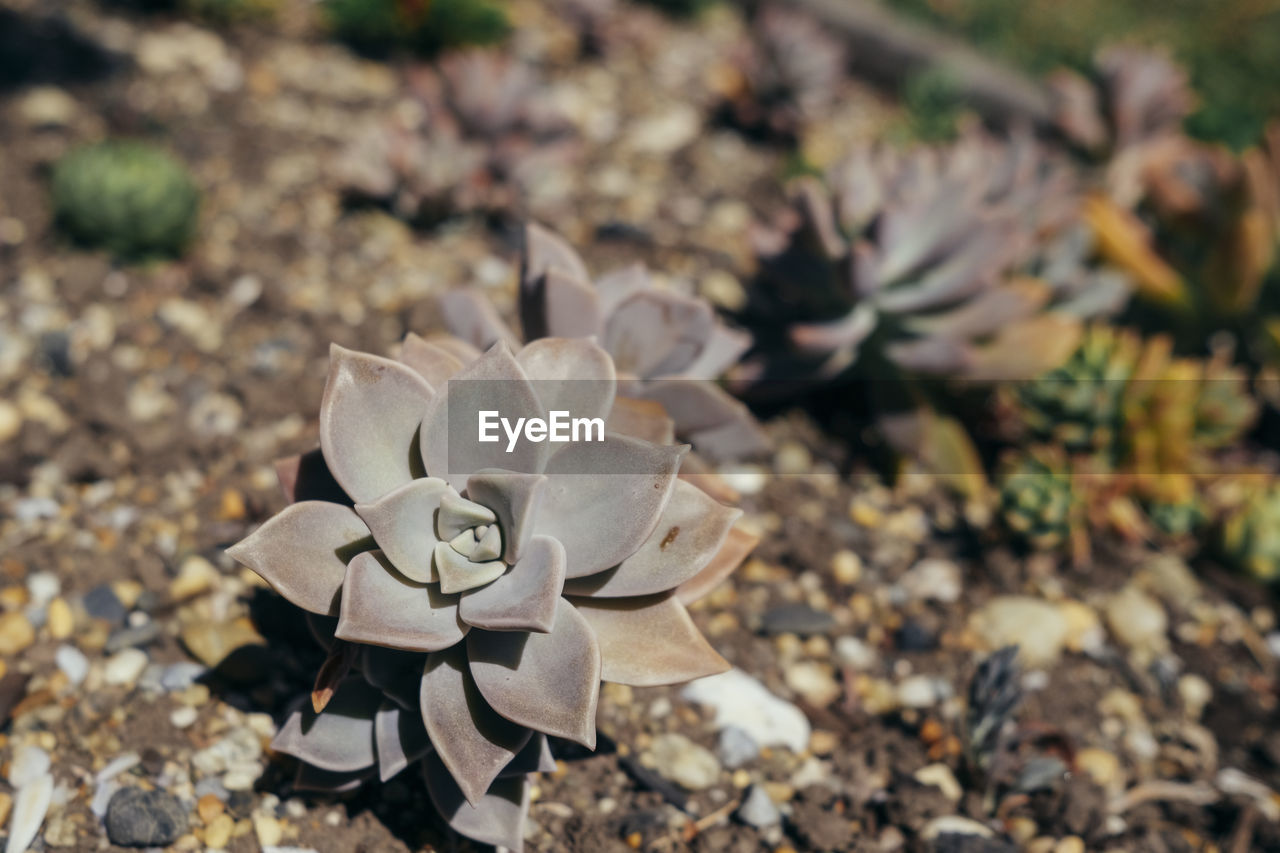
xmin=47 ymin=598 xmax=74 ymax=639
xmin=204 ymin=814 xmax=234 ymax=849
xmin=252 ymin=814 xmax=283 ymax=847
xmin=831 ymin=550 xmax=862 ymax=585
xmin=731 ymin=769 xmax=751 ymax=788
xmin=197 ymin=793 xmax=224 ymax=824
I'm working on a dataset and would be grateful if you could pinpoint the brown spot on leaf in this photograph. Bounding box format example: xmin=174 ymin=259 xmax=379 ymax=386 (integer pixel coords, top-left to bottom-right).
xmin=660 ymin=526 xmax=680 ymax=550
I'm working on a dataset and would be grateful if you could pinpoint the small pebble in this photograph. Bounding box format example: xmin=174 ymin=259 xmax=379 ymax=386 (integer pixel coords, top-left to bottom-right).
xmin=921 ymin=815 xmax=994 ymax=840
xmin=25 ymin=573 xmax=60 ymax=608
xmin=1104 ymin=586 xmax=1169 ymax=660
xmin=900 ymin=558 xmax=962 ymax=603
xmin=834 ymin=636 xmax=879 ymax=671
xmin=0 ymin=612 xmax=35 ymax=656
xmin=915 ymin=764 xmax=963 ymax=802
xmin=717 ymin=726 xmax=760 ymax=769
xmin=170 ymin=706 xmax=199 ymax=729
xmin=203 ymin=812 xmax=234 ymax=848
xmin=784 ymin=661 xmax=841 ymax=707
xmin=104 ymin=648 xmax=149 ymax=687
xmin=105 ymin=621 xmax=162 ymax=654
xmin=83 ymin=585 xmax=127 ymax=624
xmin=735 ymin=785 xmax=781 ymax=828
xmin=682 ymin=669 xmax=810 ymax=753
xmin=646 ymin=733 xmax=721 ymax=791
xmin=7 ymin=745 xmax=51 ymax=788
xmin=46 ymin=598 xmax=74 ymax=639
xmin=1177 ymin=674 xmax=1212 ymax=720
xmin=760 ymin=604 xmax=835 ymax=636
xmin=105 ymin=787 xmax=188 ymax=848
xmin=970 ymin=597 xmax=1069 ymax=667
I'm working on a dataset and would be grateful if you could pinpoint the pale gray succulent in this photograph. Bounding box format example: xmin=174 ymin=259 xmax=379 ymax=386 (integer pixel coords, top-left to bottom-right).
xmin=720 ymin=3 xmax=847 ymax=144
xmin=440 ymin=223 xmax=770 ymax=462
xmin=337 ymin=50 xmax=577 ymax=220
xmin=229 ymin=334 xmax=755 ymax=850
xmin=746 ymin=128 xmax=1129 ymax=385
xmin=1049 ymin=45 xmax=1195 ymax=157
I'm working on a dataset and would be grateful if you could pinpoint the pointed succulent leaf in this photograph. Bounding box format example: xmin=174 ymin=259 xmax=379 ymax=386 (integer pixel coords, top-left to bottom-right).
xmin=902 ymin=277 xmax=1050 ymax=339
xmin=420 ymin=645 xmax=533 ymax=806
xmin=537 ymin=435 xmax=687 ymax=578
xmin=335 ymin=550 xmax=468 ymax=652
xmin=226 ymin=501 xmax=371 ymax=616
xmin=569 ymin=593 xmax=729 ymax=686
xmin=564 ymin=480 xmax=740 ymax=598
xmin=523 ymin=222 xmax=592 ymax=283
xmin=423 ymin=753 xmax=531 ymax=852
xmin=962 ymin=314 xmax=1084 ymax=382
xmin=516 ymin=338 xmax=617 ymax=425
xmin=374 ymin=701 xmax=432 ymax=782
xmin=873 ymin=221 xmax=1012 ymax=314
xmin=529 ymin=268 xmax=603 ymax=341
xmin=520 ymin=224 xmax=597 ymax=340
xmin=686 ymin=415 xmax=774 ymax=464
xmin=398 ymin=333 xmax=465 ymax=389
xmin=465 ymin=470 xmax=547 ymax=564
xmin=789 ymin=303 xmax=877 ymax=357
xmin=420 ymin=341 xmax=547 ymax=490
xmin=636 ymin=381 xmax=769 ymax=460
xmin=499 ymin=733 xmax=556 ymax=778
xmin=354 ymin=477 xmax=451 ymax=583
xmin=472 ymin=526 xmax=503 ymax=561
xmin=459 ymin=534 xmax=566 ymax=632
xmin=440 ymin=289 xmax=521 ymax=353
xmin=676 ymin=524 xmax=760 ymax=605
xmin=467 ymin=599 xmax=601 ymax=747
xmin=875 ymin=184 xmax=972 ymax=285
xmin=271 ymin=677 xmax=381 ymax=772
xmin=605 ymin=291 xmax=714 ymax=378
xmin=434 ymin=542 xmax=507 ymax=594
xmin=679 ymin=324 xmax=753 ymax=380
xmin=319 ymin=344 xmax=434 ymax=504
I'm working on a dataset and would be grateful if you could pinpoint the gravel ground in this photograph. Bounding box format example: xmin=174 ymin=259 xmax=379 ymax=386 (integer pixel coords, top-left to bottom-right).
xmin=1 ymin=1 xmax=1278 ymax=851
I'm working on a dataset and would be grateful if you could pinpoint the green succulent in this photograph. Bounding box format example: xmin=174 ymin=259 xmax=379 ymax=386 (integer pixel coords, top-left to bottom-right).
xmin=1014 ymin=324 xmax=1139 ymax=455
xmin=1145 ymin=496 xmax=1204 ymax=538
xmin=324 ymin=0 xmax=509 ymax=55
xmin=51 ymin=141 xmax=200 ymax=261
xmin=1221 ymin=483 xmax=1280 ymax=583
xmin=998 ymin=447 xmax=1076 ymax=551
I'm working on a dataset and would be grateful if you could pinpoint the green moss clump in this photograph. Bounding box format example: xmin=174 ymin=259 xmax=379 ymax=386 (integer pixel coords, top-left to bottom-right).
xmin=52 ymin=141 xmax=200 ymax=261
xmin=324 ymin=0 xmax=510 ymax=56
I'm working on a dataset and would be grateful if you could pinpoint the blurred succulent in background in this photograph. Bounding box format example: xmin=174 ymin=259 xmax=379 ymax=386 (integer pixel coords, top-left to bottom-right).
xmin=997 ymin=446 xmax=1080 ymax=555
xmin=745 ymin=128 xmax=1124 ymax=387
xmin=713 ymin=4 xmax=846 ymax=145
xmin=1003 ymin=325 xmax=1259 ymax=554
xmin=337 ymin=51 xmax=577 ymax=222
xmin=1221 ymin=480 xmax=1280 ymax=583
xmin=229 ymin=335 xmax=755 ymax=850
xmin=440 ymin=224 xmax=770 ymax=463
xmin=1010 ymin=323 xmax=1139 ymax=455
xmin=51 ymin=140 xmax=200 ymax=261
xmin=1048 ymin=44 xmax=1195 ymax=165
xmin=323 ymin=0 xmax=509 ymax=56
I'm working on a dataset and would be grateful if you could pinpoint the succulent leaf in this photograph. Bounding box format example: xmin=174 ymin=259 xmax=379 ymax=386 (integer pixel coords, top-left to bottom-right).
xmin=466 ymin=599 xmax=601 ymax=747
xmin=570 ymin=593 xmax=729 ymax=686
xmin=320 ymin=345 xmax=435 ymax=504
xmin=354 ymin=478 xmax=451 ymax=583
xmin=227 ymin=501 xmax=370 ymax=616
xmin=336 ymin=551 xmax=468 ymax=651
xmin=420 ymin=645 xmax=533 ymax=806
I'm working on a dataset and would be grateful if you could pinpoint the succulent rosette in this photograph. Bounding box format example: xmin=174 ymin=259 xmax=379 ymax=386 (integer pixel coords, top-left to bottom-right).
xmin=441 ymin=223 xmax=769 ymax=462
xmin=228 ymin=334 xmax=755 ymax=850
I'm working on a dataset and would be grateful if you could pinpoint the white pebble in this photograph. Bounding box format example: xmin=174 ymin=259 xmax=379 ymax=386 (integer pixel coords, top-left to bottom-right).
xmin=7 ymin=746 xmax=50 ymax=788
xmin=25 ymin=572 xmax=60 ymax=607
xmin=170 ymin=706 xmax=199 ymax=729
xmin=683 ymin=669 xmax=811 ymax=753
xmin=103 ymin=648 xmax=149 ymax=687
xmin=95 ymin=753 xmax=140 ymax=785
xmin=55 ymin=645 xmax=89 ymax=685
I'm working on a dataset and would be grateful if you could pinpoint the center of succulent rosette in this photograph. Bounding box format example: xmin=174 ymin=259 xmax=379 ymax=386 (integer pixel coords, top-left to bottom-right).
xmin=433 ymin=492 xmax=507 ymax=594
